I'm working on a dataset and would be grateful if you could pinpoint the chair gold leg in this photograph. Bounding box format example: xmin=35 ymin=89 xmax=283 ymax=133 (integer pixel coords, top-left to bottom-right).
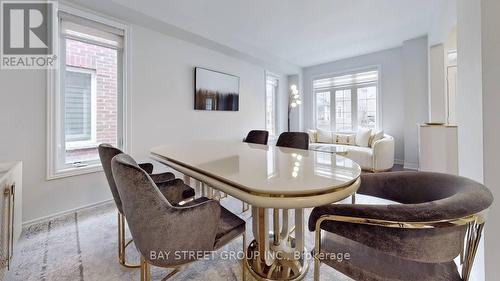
xmin=118 ymin=212 xmax=124 ymax=264
xmin=118 ymin=212 xmax=141 ymax=268
xmin=462 ymin=222 xmax=485 ymax=281
xmin=139 ymin=257 xmax=179 ymax=281
xmin=163 ymin=268 xmax=180 ymax=280
xmin=314 ymin=228 xmax=322 ymax=281
xmin=242 ymin=233 xmax=246 ymax=281
xmin=140 ymin=256 xmax=151 ymax=281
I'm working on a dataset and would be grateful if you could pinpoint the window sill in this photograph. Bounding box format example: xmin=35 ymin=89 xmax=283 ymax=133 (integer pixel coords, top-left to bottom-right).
xmin=47 ymin=163 xmax=103 ymax=180
xmin=66 ymin=142 xmax=99 ymax=151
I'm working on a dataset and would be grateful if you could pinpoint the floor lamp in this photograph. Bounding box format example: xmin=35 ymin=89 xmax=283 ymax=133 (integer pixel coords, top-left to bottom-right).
xmin=288 ymin=84 xmax=301 ymax=131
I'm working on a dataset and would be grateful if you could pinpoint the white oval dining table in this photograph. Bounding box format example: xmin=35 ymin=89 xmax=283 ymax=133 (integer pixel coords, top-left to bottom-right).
xmin=150 ymin=140 xmax=361 ymax=281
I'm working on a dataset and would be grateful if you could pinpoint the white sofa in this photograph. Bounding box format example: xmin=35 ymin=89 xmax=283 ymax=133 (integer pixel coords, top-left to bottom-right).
xmin=308 ymin=129 xmax=395 ymax=172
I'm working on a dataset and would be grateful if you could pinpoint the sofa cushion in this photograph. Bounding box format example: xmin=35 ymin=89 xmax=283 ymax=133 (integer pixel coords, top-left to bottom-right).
xmin=317 ymin=129 xmax=333 ymax=143
xmin=355 ymin=127 xmax=372 ymax=147
xmin=328 ymin=144 xmax=373 ymax=170
xmin=369 ymin=130 xmax=384 ymax=147
xmin=310 ymin=133 xmax=395 ymax=171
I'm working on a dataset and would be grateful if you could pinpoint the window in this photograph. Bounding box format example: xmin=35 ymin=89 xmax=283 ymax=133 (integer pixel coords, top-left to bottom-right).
xmin=65 ymin=67 xmax=96 ymax=148
xmin=315 ymin=91 xmax=330 ymax=131
xmin=48 ymin=9 xmax=126 ymax=179
xmin=334 ymin=89 xmax=352 ymax=131
xmin=313 ymin=69 xmax=379 ymax=132
xmin=357 ymin=86 xmax=377 ymax=128
xmin=265 ymin=73 xmax=279 ymax=137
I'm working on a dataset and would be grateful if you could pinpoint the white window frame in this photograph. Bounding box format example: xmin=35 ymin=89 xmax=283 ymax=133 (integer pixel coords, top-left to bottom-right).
xmin=264 ymin=71 xmax=280 ymax=140
xmin=312 ymin=66 xmax=382 ymax=133
xmin=64 ymin=66 xmax=98 ymax=150
xmin=314 ymin=90 xmax=331 ymax=131
xmin=265 ymin=71 xmax=279 ymax=138
xmin=332 ymin=87 xmax=353 ymax=132
xmin=47 ymin=4 xmax=129 ymax=180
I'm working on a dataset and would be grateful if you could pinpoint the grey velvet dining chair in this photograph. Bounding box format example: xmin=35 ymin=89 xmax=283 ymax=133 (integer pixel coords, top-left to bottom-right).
xmin=98 ymin=144 xmax=195 ymax=268
xmin=111 ymin=153 xmax=246 ymax=281
xmin=276 ymin=132 xmax=309 ymax=150
xmin=308 ymin=171 xmax=494 ymax=281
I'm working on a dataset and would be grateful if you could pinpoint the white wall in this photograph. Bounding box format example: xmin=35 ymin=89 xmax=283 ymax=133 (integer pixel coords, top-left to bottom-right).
xmin=428 ymin=44 xmax=447 ymax=123
xmin=401 ymin=37 xmax=429 ymax=169
xmin=481 ymin=0 xmax=500 ymax=280
xmin=0 ymin=70 xmax=112 ymax=223
xmin=302 ymin=40 xmax=429 ymax=165
xmin=427 ymin=1 xmax=457 ymax=126
xmin=0 ymin=11 xmax=291 ymax=223
xmin=456 ymin=1 xmax=485 ymax=280
xmin=456 ymin=0 xmax=484 ymax=183
xmin=129 ymin=24 xmax=289 ymax=159
xmin=428 ymin=0 xmax=457 ymax=46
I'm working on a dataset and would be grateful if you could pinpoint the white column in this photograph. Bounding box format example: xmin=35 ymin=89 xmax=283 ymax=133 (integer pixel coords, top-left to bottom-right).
xmin=481 ymin=0 xmax=500 ymax=279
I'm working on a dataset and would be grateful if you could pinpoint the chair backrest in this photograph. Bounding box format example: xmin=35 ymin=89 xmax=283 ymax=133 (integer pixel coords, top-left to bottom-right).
xmin=334 ymin=171 xmax=493 ymax=263
xmin=98 ymin=143 xmax=125 ymax=214
xmin=276 ymin=132 xmax=309 ymax=150
xmin=111 ymin=153 xmax=220 ymax=267
xmin=358 ymin=172 xmax=493 ymax=221
xmin=244 ymin=130 xmax=269 ymax=145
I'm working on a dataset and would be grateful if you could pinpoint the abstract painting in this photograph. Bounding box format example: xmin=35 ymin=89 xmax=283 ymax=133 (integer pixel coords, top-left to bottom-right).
xmin=195 ymin=67 xmax=239 ymax=111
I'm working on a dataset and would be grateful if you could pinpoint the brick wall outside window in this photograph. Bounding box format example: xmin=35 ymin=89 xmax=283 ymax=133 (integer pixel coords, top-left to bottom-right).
xmin=65 ymin=39 xmax=118 ymax=163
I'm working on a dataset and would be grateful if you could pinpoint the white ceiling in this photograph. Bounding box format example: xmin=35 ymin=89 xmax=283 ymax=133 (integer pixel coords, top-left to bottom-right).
xmin=110 ymin=0 xmax=447 ymax=67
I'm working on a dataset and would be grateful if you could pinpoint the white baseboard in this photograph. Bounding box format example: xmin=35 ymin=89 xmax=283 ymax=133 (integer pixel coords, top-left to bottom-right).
xmin=394 ymin=159 xmax=404 ymax=165
xmin=22 ymin=198 xmax=113 ymax=228
xmin=404 ymin=162 xmax=419 ymax=170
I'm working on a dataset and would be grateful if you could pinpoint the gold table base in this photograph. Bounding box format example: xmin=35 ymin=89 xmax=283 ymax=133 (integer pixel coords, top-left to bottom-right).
xmin=245 ymin=236 xmax=309 ymax=281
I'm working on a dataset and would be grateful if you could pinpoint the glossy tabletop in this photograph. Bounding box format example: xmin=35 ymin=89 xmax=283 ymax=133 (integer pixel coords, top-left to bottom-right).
xmin=309 ymin=144 xmax=349 ymax=154
xmin=150 ymin=141 xmax=361 ymax=197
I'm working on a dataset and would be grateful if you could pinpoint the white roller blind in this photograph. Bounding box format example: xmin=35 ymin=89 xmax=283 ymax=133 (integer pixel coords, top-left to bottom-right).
xmin=313 ymin=70 xmax=378 ymax=90
xmin=65 ymin=70 xmax=92 ymax=142
xmin=59 ymin=11 xmax=124 ymax=49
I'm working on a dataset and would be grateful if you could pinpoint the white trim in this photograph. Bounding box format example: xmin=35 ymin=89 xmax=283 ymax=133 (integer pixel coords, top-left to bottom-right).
xmin=22 ymin=198 xmax=113 ymax=228
xmin=265 ymin=71 xmax=280 ymax=138
xmin=121 ymin=25 xmax=130 ymax=154
xmin=46 ymin=4 xmax=129 ymax=180
xmin=394 ymin=159 xmax=404 ymax=165
xmin=58 ymin=3 xmax=128 ymax=32
xmin=404 ymin=162 xmax=419 ymax=170
xmin=47 ymin=163 xmax=103 ymax=180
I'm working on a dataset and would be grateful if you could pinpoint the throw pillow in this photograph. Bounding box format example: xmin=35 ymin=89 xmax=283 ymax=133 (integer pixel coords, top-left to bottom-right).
xmin=355 ymin=127 xmax=372 ymax=147
xmin=334 ymin=133 xmax=356 ymax=145
xmin=317 ymin=129 xmax=333 ymax=143
xmin=307 ymin=129 xmax=318 ymax=143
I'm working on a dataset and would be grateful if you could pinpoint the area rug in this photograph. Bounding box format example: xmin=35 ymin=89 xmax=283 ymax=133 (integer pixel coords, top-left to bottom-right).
xmin=6 ymin=197 xmax=352 ymax=281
